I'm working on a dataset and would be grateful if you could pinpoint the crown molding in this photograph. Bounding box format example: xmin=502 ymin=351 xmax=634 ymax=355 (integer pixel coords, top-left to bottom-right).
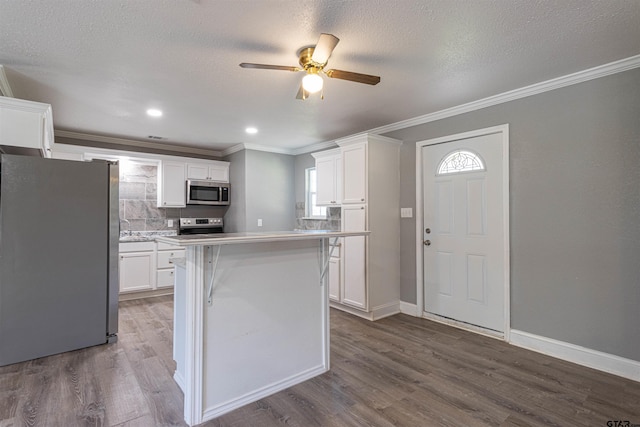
xmin=335 ymin=133 xmax=402 ymax=147
xmin=220 ymin=143 xmax=246 ymax=157
xmin=25 ymin=54 xmax=640 ymax=158
xmin=54 ymin=130 xmax=224 ymax=158
xmin=366 ymin=54 xmax=640 ymax=136
xmin=291 ymin=140 xmax=338 ymax=155
xmin=0 ymin=65 xmax=14 ymax=97
xmin=221 ymin=143 xmax=297 ymax=157
xmin=295 ymin=54 xmax=640 ymax=152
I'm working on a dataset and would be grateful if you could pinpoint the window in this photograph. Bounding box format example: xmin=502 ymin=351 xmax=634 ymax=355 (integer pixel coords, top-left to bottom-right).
xmin=437 ymin=150 xmax=485 ymax=175
xmin=305 ymin=167 xmax=327 ymax=218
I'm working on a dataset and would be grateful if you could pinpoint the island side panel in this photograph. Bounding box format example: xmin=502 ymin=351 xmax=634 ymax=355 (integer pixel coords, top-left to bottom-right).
xmin=201 ymin=239 xmax=329 ymax=420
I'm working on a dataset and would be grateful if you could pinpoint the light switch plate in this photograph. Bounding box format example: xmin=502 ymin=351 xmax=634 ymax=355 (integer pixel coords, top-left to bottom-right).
xmin=257 ymin=219 xmax=263 ymax=227
xmin=167 ymin=219 xmax=173 ymax=227
xmin=400 ymin=208 xmax=413 ymax=218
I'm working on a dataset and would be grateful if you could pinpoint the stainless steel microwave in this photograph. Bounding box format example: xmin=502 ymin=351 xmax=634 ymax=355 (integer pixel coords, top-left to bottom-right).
xmin=186 ymin=180 xmax=230 ymax=206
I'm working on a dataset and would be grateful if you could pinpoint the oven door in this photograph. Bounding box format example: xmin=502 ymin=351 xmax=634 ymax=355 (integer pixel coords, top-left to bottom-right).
xmin=186 ymin=180 xmax=229 ymax=205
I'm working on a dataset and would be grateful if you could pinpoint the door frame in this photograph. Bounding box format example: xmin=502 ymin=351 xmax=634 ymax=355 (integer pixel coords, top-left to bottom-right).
xmin=415 ymin=124 xmax=510 ymax=340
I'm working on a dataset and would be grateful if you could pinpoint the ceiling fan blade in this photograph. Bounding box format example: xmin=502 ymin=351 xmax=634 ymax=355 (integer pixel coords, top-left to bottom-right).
xmin=239 ymin=63 xmax=301 ymax=72
xmin=295 ymin=84 xmax=310 ymax=100
xmin=311 ymin=33 xmax=340 ymax=64
xmin=325 ymin=69 xmax=381 ymax=85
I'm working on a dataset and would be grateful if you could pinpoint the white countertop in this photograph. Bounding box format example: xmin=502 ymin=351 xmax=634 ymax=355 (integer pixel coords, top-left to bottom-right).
xmin=155 ymin=230 xmax=369 ymax=246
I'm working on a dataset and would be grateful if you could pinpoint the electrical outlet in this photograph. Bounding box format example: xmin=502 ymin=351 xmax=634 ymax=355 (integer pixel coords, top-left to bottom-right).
xmin=167 ymin=219 xmax=173 ymax=227
xmin=400 ymin=208 xmax=413 ymax=218
xmin=257 ymin=219 xmax=263 ymax=227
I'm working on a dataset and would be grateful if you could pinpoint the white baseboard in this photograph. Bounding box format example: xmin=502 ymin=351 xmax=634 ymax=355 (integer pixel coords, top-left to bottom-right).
xmin=399 ymin=301 xmax=419 ymax=317
xmin=201 ymin=365 xmax=328 ymax=422
xmin=371 ymin=302 xmax=400 ymax=320
xmin=510 ymin=330 xmax=640 ymax=382
xmin=173 ymin=371 xmax=185 ymax=393
xmin=329 ymin=301 xmax=400 ymax=321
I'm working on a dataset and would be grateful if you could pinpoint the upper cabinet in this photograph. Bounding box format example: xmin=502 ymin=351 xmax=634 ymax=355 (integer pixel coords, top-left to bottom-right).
xmin=158 ymin=159 xmax=230 ymax=208
xmin=0 ymin=97 xmax=53 ymax=158
xmin=186 ymin=161 xmax=229 ymax=182
xmin=340 ymin=143 xmax=367 ymax=204
xmin=158 ymin=161 xmax=187 ymax=208
xmin=311 ymin=148 xmax=341 ymax=206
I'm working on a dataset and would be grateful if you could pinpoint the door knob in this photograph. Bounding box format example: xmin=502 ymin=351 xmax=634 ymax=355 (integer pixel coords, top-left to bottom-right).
xmin=423 ymin=240 xmax=431 ymax=246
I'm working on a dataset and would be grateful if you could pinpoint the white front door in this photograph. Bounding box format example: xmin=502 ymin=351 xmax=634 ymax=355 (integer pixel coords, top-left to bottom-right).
xmin=421 ymin=129 xmax=507 ymax=332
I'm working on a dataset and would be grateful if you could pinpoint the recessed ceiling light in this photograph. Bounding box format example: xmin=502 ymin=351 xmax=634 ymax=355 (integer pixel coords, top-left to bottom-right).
xmin=245 ymin=127 xmax=258 ymax=134
xmin=146 ymin=108 xmax=163 ymax=117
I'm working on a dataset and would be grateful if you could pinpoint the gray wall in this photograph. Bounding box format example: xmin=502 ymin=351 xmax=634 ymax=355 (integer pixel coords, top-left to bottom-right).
xmin=385 ymin=67 xmax=640 ymax=361
xmin=224 ymin=150 xmax=247 ymax=232
xmin=224 ymin=149 xmax=295 ymax=232
xmin=245 ymin=150 xmax=295 ymax=231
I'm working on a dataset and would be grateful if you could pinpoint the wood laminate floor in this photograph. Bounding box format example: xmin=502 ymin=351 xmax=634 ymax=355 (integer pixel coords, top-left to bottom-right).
xmin=1 ymin=295 xmax=639 ymax=426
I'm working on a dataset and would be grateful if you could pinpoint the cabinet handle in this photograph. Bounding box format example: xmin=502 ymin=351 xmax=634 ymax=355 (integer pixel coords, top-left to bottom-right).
xmin=120 ymin=256 xmax=123 ymax=260
xmin=361 ymin=198 xmax=365 ymax=201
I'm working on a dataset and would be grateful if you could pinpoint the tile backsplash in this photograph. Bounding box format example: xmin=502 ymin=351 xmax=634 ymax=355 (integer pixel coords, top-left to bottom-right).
xmin=294 ymin=202 xmax=341 ymax=231
xmin=119 ymin=162 xmax=226 ymax=232
xmin=119 ymin=163 xmax=177 ymax=231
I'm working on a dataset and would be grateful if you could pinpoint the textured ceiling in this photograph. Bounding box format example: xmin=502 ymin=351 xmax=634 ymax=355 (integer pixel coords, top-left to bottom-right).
xmin=1 ymin=0 xmax=640 ymax=153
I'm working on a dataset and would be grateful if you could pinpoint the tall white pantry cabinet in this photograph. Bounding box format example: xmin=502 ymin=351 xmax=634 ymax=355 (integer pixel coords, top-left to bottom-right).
xmin=314 ymin=134 xmax=401 ymax=320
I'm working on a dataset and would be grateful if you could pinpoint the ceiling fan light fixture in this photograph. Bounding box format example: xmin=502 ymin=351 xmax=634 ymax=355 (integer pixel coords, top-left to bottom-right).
xmin=302 ymin=73 xmax=323 ymax=94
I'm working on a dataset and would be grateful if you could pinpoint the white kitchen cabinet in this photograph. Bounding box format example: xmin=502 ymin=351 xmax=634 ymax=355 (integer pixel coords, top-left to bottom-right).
xmin=119 ymin=242 xmax=155 ymax=293
xmin=330 ymin=134 xmax=401 ymax=320
xmin=187 ymin=161 xmax=229 ymax=182
xmin=157 ymin=160 xmax=186 ymax=208
xmin=328 ymin=257 xmax=341 ymax=302
xmin=341 ymin=143 xmax=366 ymax=204
xmin=119 ymin=241 xmax=185 ymax=296
xmin=156 ymin=242 xmax=185 ymax=289
xmin=311 ymin=148 xmax=342 ymax=206
xmin=327 ymin=239 xmax=342 ymax=302
xmin=0 ymin=97 xmax=53 ymax=157
xmin=341 ymin=205 xmax=367 ymax=309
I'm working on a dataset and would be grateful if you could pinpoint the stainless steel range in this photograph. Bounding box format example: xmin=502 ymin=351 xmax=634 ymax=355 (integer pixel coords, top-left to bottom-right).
xmin=179 ymin=217 xmax=224 ymax=235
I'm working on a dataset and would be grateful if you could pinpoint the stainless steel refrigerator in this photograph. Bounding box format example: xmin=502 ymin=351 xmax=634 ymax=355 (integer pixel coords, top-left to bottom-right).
xmin=0 ymin=154 xmax=119 ymax=366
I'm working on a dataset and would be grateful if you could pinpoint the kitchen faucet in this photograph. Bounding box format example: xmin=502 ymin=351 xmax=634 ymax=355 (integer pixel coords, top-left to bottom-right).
xmin=120 ymin=218 xmax=132 ymax=236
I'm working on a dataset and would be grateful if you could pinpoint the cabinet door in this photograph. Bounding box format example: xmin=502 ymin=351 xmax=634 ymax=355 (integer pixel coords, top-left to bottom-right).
xmin=157 ymin=269 xmax=176 ymax=288
xmin=120 ymin=252 xmax=154 ymax=292
xmin=187 ymin=163 xmax=229 ymax=182
xmin=157 ymin=249 xmax=186 ymax=269
xmin=342 ymin=143 xmax=366 ymax=204
xmin=315 ymin=156 xmax=337 ymax=205
xmin=342 ymin=205 xmax=366 ymax=309
xmin=207 ymin=165 xmax=229 ymax=182
xmin=328 ymin=257 xmax=341 ymax=302
xmin=186 ymin=163 xmax=209 ymax=180
xmin=334 ymin=155 xmax=343 ymax=204
xmin=158 ymin=161 xmax=186 ymax=207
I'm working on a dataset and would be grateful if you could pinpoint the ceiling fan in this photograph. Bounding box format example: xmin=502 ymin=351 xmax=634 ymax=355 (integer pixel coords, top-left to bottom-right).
xmin=239 ymin=33 xmax=380 ymax=99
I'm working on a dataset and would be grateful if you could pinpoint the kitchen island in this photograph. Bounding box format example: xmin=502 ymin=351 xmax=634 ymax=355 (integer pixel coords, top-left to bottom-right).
xmin=155 ymin=230 xmax=369 ymax=426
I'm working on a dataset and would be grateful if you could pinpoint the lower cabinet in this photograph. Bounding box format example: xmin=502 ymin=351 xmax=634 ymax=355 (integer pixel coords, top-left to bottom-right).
xmin=119 ymin=242 xmax=155 ymax=293
xmin=119 ymin=241 xmax=184 ymax=296
xmin=340 ymin=205 xmax=367 ymax=310
xmin=157 ymin=242 xmax=185 ymax=289
xmin=328 ymin=242 xmax=342 ymax=302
